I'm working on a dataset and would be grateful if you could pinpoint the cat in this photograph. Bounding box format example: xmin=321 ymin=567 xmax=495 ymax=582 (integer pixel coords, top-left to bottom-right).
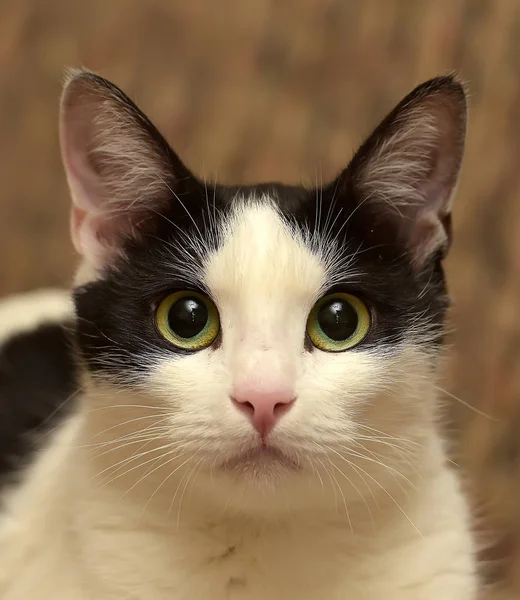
xmin=0 ymin=70 xmax=477 ymax=599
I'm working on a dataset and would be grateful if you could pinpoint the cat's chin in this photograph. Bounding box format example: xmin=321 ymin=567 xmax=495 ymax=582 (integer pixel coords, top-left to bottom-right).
xmin=194 ymin=439 xmax=341 ymax=514
xmin=215 ymin=440 xmax=302 ymax=480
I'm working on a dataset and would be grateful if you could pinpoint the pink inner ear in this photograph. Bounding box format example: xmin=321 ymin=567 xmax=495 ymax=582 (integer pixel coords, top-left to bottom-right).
xmin=70 ymin=206 xmax=123 ymax=264
xmin=406 ymin=213 xmax=447 ymax=266
xmin=60 ymin=113 xmax=107 ymax=212
xmin=61 ymin=103 xmax=126 ymax=263
xmin=70 ymin=206 xmax=86 ymax=254
xmin=64 ymin=153 xmax=114 ymax=261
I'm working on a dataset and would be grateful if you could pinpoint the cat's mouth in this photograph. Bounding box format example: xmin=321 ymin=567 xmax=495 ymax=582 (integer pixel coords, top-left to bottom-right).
xmin=217 ymin=441 xmax=301 ymax=475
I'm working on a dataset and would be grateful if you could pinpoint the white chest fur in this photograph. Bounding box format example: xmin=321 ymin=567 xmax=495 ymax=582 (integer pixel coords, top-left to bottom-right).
xmin=0 ymin=417 xmax=477 ymax=600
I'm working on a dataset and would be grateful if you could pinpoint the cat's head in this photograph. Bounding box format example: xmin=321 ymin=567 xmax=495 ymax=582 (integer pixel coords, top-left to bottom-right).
xmin=60 ymin=71 xmax=466 ymax=514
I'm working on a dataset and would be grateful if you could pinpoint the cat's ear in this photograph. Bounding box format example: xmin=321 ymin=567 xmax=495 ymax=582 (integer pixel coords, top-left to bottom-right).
xmin=59 ymin=69 xmax=193 ymax=267
xmin=344 ymin=75 xmax=467 ymax=267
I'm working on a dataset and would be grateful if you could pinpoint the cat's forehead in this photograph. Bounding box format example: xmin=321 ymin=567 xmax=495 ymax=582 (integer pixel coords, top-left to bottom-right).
xmin=204 ymin=197 xmax=326 ymax=305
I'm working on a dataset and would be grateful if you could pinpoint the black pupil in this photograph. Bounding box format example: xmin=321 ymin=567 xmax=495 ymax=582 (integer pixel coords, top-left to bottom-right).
xmin=168 ymin=297 xmax=209 ymax=339
xmin=317 ymin=299 xmax=359 ymax=341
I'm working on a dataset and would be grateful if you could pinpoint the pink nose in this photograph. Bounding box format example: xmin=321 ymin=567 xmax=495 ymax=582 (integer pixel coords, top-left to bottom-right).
xmin=231 ymin=385 xmax=296 ymax=437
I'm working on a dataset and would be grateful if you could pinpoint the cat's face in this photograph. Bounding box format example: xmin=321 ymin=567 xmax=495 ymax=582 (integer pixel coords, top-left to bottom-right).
xmin=60 ymin=72 xmax=466 ymax=511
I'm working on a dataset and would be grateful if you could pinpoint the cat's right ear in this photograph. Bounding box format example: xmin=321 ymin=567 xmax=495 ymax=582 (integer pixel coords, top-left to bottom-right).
xmin=59 ymin=69 xmax=193 ymax=269
xmin=339 ymin=75 xmax=467 ymax=268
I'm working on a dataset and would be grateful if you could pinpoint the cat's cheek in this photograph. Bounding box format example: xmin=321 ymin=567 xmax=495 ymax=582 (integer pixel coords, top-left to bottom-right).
xmin=295 ymin=344 xmax=437 ymax=437
xmin=352 ymin=344 xmax=440 ymax=435
xmin=146 ymin=350 xmax=252 ymax=444
xmin=299 ymin=348 xmax=386 ymax=411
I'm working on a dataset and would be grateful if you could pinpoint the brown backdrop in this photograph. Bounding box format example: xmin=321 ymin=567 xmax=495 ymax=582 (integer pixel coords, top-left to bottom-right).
xmin=0 ymin=1 xmax=519 ymax=597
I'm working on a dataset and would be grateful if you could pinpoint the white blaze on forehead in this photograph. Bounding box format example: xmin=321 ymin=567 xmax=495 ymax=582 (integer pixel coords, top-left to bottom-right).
xmin=204 ymin=199 xmax=325 ymax=315
xmin=203 ymin=199 xmax=326 ymax=383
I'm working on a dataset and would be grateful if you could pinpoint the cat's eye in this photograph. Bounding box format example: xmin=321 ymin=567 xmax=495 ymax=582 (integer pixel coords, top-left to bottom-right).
xmin=306 ymin=293 xmax=370 ymax=352
xmin=155 ymin=291 xmax=220 ymax=350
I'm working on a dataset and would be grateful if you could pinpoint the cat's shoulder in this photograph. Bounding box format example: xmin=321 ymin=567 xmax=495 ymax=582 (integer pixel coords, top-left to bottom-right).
xmin=0 ymin=289 xmax=78 ymax=484
xmin=0 ymin=288 xmax=73 ymax=344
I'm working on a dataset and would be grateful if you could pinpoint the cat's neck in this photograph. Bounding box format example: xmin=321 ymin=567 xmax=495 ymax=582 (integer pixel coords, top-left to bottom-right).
xmin=1 ymin=386 xmax=453 ymax=597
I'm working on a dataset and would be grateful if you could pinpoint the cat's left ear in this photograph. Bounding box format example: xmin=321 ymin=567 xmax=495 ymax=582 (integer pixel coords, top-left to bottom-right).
xmin=343 ymin=75 xmax=467 ymax=267
xmin=59 ymin=69 xmax=196 ymax=268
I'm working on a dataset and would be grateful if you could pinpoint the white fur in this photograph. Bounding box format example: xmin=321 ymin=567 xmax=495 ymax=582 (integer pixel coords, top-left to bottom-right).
xmin=0 ymin=289 xmax=73 ymax=345
xmin=0 ymin=203 xmax=477 ymax=599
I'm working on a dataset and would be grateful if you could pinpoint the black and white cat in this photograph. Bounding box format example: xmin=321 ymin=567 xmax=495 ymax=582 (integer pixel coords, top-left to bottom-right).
xmin=0 ymin=71 xmax=477 ymax=599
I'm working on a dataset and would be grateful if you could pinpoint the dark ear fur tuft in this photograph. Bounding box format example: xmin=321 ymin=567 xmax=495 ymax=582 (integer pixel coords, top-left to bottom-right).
xmin=344 ymin=75 xmax=467 ymax=267
xmin=59 ymin=69 xmax=193 ymax=267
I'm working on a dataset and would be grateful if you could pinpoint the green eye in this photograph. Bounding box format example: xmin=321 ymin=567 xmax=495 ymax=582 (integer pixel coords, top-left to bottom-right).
xmin=156 ymin=291 xmax=220 ymax=350
xmin=307 ymin=293 xmax=370 ymax=352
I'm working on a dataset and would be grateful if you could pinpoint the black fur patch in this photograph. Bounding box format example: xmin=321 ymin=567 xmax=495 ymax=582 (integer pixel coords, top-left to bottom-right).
xmin=74 ymin=75 xmax=459 ymax=382
xmin=75 ymin=179 xmax=448 ymax=382
xmin=0 ymin=322 xmax=78 ymax=483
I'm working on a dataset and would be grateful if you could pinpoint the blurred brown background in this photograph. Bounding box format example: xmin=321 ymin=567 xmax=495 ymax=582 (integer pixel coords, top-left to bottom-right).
xmin=0 ymin=0 xmax=519 ymax=597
